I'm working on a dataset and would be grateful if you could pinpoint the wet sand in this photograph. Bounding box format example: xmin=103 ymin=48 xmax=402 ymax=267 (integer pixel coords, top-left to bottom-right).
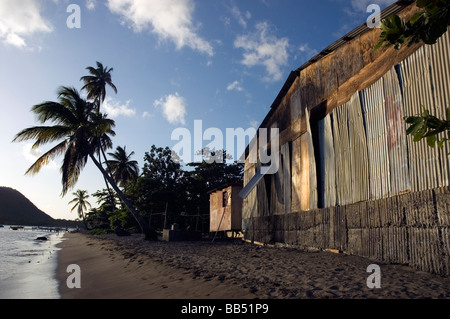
xmin=57 ymin=232 xmax=450 ymax=299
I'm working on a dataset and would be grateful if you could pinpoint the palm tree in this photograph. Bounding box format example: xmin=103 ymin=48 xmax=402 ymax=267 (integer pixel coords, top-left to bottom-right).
xmin=80 ymin=61 xmax=117 ymax=112
xmin=13 ymin=86 xmax=157 ymax=240
xmin=81 ymin=61 xmax=118 ymax=209
xmin=105 ymin=146 xmax=140 ymax=187
xmin=69 ymin=190 xmax=91 ymax=229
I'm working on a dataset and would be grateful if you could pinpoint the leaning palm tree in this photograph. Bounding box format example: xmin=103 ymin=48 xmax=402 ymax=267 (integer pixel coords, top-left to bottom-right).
xmin=105 ymin=146 xmax=140 ymax=187
xmin=81 ymin=62 xmax=118 ymax=207
xmin=13 ymin=86 xmax=157 ymax=240
xmin=81 ymin=62 xmax=120 ymax=208
xmin=80 ymin=61 xmax=117 ymax=113
xmin=69 ymin=190 xmax=91 ymax=230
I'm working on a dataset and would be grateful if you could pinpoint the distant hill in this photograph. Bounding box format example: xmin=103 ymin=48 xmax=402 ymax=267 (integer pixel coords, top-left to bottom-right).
xmin=0 ymin=187 xmax=78 ymax=227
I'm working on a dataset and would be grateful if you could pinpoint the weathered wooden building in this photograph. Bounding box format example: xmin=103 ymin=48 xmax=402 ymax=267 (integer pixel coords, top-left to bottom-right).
xmin=241 ymin=1 xmax=450 ymax=276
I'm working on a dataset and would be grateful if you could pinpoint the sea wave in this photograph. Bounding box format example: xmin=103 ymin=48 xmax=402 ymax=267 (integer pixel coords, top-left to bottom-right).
xmin=0 ymin=226 xmax=64 ymax=299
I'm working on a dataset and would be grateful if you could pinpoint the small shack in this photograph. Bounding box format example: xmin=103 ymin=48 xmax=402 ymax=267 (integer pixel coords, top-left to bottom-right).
xmin=209 ymin=184 xmax=243 ymax=233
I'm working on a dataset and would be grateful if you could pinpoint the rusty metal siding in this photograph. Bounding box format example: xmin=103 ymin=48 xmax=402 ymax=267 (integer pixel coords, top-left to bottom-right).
xmin=332 ymin=103 xmax=352 ymax=206
xmin=360 ymin=78 xmax=391 ymax=200
xmin=317 ymin=114 xmax=336 ymax=208
xmin=400 ymin=32 xmax=450 ymax=192
xmin=348 ymin=92 xmax=370 ymax=203
xmin=383 ymin=67 xmax=411 ymax=195
xmin=330 ymin=93 xmax=370 ymax=205
xmin=282 ymin=143 xmax=292 ymax=215
xmin=428 ymin=29 xmax=450 ymax=187
xmin=305 ymin=110 xmax=318 ymax=210
xmin=242 ymin=166 xmax=257 ymax=233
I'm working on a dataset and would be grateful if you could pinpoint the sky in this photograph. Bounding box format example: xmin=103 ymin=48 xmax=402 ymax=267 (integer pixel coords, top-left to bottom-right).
xmin=0 ymin=0 xmax=398 ymax=220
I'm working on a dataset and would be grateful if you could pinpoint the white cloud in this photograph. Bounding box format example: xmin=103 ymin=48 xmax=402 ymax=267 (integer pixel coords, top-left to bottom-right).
xmin=142 ymin=111 xmax=153 ymax=119
xmin=230 ymin=4 xmax=251 ymax=28
xmin=234 ymin=22 xmax=289 ymax=82
xmin=0 ymin=0 xmax=53 ymax=49
xmin=86 ymin=0 xmax=96 ymax=11
xmin=5 ymin=33 xmax=26 ymax=48
xmin=154 ymin=93 xmax=187 ymax=125
xmin=22 ymin=143 xmax=58 ymax=170
xmin=107 ymin=0 xmax=214 ymax=56
xmin=102 ymin=97 xmax=136 ymax=118
xmin=227 ymin=80 xmax=244 ymax=92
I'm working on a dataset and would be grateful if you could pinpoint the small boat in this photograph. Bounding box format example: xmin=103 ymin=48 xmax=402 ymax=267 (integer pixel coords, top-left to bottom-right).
xmin=0 ymin=225 xmax=4 ymax=228
xmin=10 ymin=226 xmax=24 ymax=230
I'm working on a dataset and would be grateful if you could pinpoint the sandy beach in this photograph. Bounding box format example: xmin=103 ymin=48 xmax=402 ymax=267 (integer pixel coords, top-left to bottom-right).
xmin=56 ymin=232 xmax=450 ymax=299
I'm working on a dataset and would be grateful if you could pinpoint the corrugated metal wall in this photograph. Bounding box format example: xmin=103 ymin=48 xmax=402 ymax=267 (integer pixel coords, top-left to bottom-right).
xmin=314 ymin=32 xmax=449 ymax=208
xmin=429 ymin=29 xmax=450 ymax=186
xmin=243 ymin=29 xmax=449 ymax=215
xmin=305 ymin=110 xmax=318 ymax=210
xmin=400 ymin=30 xmax=450 ymax=192
xmin=331 ymin=101 xmax=352 ymax=206
xmin=347 ymin=92 xmax=371 ymax=203
xmin=383 ymin=67 xmax=411 ymax=195
xmin=317 ymin=114 xmax=336 ymax=208
xmin=328 ymin=93 xmax=370 ymax=206
xmin=360 ymin=78 xmax=391 ymax=200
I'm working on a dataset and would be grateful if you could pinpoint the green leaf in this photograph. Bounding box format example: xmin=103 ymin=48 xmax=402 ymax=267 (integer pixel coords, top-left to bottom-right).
xmin=392 ymin=14 xmax=403 ymax=29
xmin=416 ymin=0 xmax=431 ymax=8
xmin=406 ymin=121 xmax=423 ymax=136
xmin=413 ymin=129 xmax=425 ymax=142
xmin=423 ymin=129 xmax=443 ymax=137
xmin=427 ymin=117 xmax=444 ymax=129
xmin=427 ymin=135 xmax=437 ymax=148
xmin=405 ymin=116 xmax=422 ymax=124
xmin=410 ymin=12 xmax=424 ymax=25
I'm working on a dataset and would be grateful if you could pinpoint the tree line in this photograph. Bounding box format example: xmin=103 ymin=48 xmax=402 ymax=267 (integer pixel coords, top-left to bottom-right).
xmin=14 ymin=61 xmax=242 ymax=239
xmin=84 ymin=146 xmax=243 ymax=235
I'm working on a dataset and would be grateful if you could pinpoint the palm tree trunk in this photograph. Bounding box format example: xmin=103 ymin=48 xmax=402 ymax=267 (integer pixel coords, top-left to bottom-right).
xmin=96 ymin=99 xmax=116 ymax=209
xmin=100 ymin=146 xmax=116 ymax=208
xmin=89 ymin=153 xmax=158 ymax=240
xmin=79 ymin=207 xmax=88 ymax=230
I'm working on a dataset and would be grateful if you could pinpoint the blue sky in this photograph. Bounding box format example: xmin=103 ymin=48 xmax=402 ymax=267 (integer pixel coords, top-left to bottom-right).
xmin=0 ymin=0 xmax=397 ymax=220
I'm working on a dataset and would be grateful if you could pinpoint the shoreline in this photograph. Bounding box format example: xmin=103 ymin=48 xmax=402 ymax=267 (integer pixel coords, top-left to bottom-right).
xmin=56 ymin=232 xmax=255 ymax=299
xmin=0 ymin=229 xmax=63 ymax=299
xmin=56 ymin=232 xmax=450 ymax=299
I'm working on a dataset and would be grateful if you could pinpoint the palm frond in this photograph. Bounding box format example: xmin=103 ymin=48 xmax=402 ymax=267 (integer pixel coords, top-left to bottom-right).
xmin=60 ymin=139 xmax=89 ymax=196
xmin=80 ymin=62 xmax=117 ymax=104
xmin=31 ymin=102 xmax=76 ymax=125
xmin=24 ymin=140 xmax=67 ymax=175
xmin=71 ymin=202 xmax=79 ymax=212
xmin=13 ymin=126 xmax=67 ymax=143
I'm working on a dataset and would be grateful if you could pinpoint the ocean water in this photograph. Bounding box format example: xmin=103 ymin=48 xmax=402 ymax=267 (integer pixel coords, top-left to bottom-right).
xmin=0 ymin=226 xmax=64 ymax=299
